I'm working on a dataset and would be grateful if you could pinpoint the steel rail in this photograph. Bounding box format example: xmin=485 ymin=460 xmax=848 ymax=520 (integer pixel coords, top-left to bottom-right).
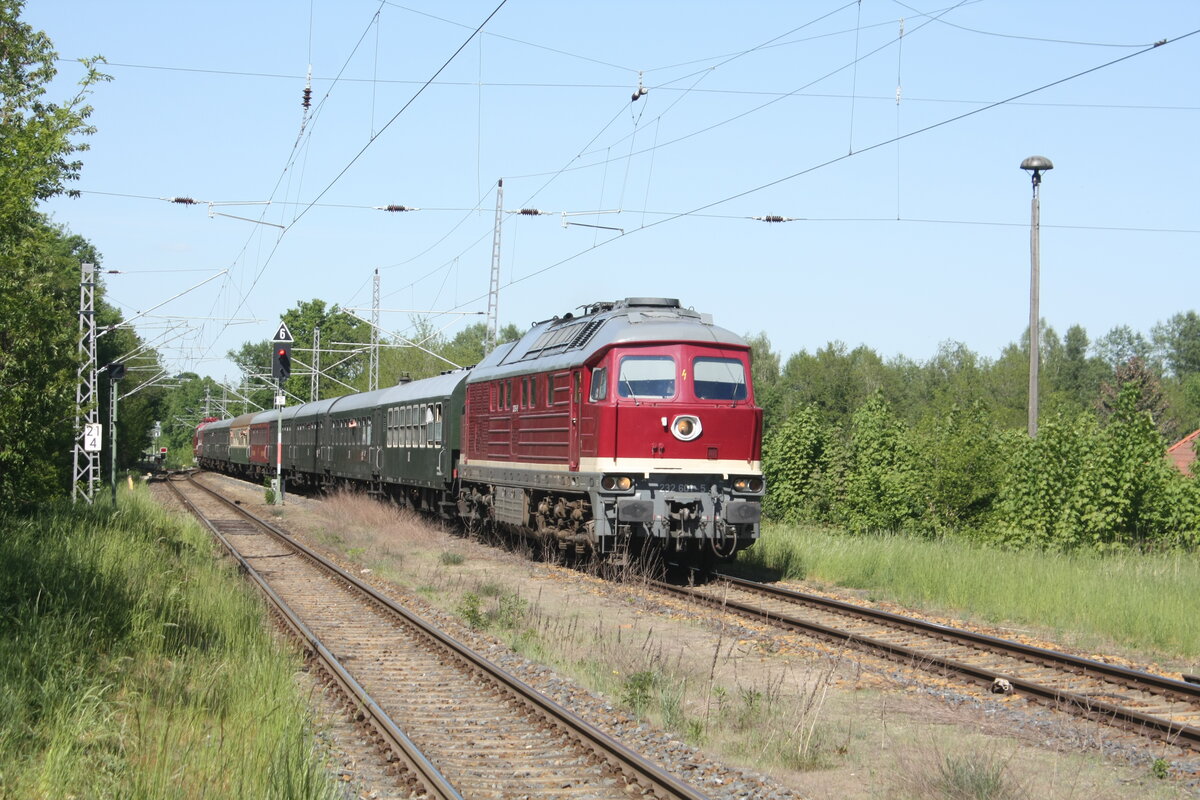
xmin=167 ymin=475 xmax=464 ymax=800
xmin=178 ymin=472 xmax=711 ymax=800
xmin=719 ymin=575 xmax=1200 ymax=698
xmin=657 ymin=575 xmax=1200 ymax=749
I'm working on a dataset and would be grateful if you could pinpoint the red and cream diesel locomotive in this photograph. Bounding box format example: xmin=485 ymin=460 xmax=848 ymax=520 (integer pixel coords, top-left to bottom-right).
xmin=456 ymin=297 xmax=763 ymax=564
xmin=196 ymin=297 xmax=764 ymax=567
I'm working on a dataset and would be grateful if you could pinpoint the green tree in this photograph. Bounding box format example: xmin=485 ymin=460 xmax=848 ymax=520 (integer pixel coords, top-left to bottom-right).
xmin=744 ymin=332 xmax=783 ymax=429
xmin=778 ymin=342 xmax=888 ymax=428
xmin=844 ymin=394 xmax=922 ymax=533
xmin=1152 ymin=310 xmax=1200 ymax=379
xmin=914 ymin=402 xmax=1009 ymax=534
xmin=1080 ymin=382 xmax=1177 ymax=549
xmin=1098 ymin=357 xmax=1171 ymax=439
xmin=440 ymin=321 xmax=522 ymax=373
xmin=762 ymin=404 xmax=837 ymax=523
xmin=284 ymin=299 xmax=370 ymax=398
xmin=1095 ymin=325 xmax=1155 ymax=372
xmin=0 ymin=3 xmax=108 ymax=506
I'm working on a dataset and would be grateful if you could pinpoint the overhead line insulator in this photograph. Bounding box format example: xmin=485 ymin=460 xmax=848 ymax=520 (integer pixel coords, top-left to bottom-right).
xmin=752 ymin=215 xmax=796 ymax=223
xmin=376 ymin=205 xmax=418 ymax=212
xmin=169 ymin=197 xmax=198 ymax=205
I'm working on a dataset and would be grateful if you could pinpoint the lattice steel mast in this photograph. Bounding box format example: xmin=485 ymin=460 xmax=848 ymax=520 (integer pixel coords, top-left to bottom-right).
xmin=485 ymin=179 xmax=503 ymax=352
xmin=369 ymin=268 xmax=380 ymax=391
xmin=72 ymin=262 xmax=99 ymax=503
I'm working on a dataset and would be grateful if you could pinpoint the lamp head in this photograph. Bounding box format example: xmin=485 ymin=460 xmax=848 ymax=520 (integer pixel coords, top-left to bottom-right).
xmin=1020 ymin=155 xmax=1053 ymax=172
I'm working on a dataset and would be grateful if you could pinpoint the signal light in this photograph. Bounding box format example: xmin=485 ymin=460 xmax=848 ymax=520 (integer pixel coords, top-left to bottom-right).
xmin=272 ymin=342 xmax=292 ymax=381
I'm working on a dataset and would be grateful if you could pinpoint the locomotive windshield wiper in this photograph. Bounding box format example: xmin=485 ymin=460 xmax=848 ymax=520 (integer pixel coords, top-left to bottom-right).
xmin=621 ymin=377 xmax=640 ymax=406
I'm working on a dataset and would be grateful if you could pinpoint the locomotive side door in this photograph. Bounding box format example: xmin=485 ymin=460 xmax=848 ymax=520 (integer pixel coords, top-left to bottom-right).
xmin=568 ymin=369 xmax=582 ymax=471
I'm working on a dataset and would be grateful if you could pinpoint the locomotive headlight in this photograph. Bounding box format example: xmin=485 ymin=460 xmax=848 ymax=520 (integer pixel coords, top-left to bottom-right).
xmin=601 ymin=475 xmax=634 ymax=491
xmin=733 ymin=477 xmax=764 ymax=493
xmin=670 ymin=415 xmax=702 ymax=441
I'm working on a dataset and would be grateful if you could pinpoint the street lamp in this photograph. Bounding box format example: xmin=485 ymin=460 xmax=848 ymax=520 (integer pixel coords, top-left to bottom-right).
xmin=1020 ymin=155 xmax=1053 ymax=438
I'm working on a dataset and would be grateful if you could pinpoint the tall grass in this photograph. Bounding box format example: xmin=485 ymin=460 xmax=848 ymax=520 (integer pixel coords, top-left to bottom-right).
xmin=0 ymin=486 xmax=339 ymax=799
xmin=738 ymin=523 xmax=1200 ymax=661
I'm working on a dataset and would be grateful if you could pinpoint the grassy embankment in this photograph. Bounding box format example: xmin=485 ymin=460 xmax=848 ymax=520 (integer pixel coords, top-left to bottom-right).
xmin=0 ymin=485 xmax=339 ymax=799
xmin=737 ymin=522 xmax=1200 ymax=663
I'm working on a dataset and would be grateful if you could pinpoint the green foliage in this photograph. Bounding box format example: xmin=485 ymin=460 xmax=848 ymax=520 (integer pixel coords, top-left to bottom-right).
xmin=455 ymin=588 xmax=528 ymax=633
xmin=913 ymin=403 xmax=1011 ymax=534
xmin=762 ymin=405 xmax=838 ymax=523
xmin=0 ymin=5 xmax=116 ymax=507
xmin=844 ymin=394 xmax=923 ymax=534
xmin=757 ymin=310 xmax=1200 ymax=551
xmin=0 ymin=490 xmax=339 ymax=798
xmin=776 ymin=341 xmax=889 ymax=429
xmin=619 ymin=669 xmax=659 ymax=717
xmin=456 ymin=592 xmax=485 ymax=629
xmin=990 ymin=382 xmax=1200 ymax=551
xmin=1152 ymin=310 xmax=1200 ymax=379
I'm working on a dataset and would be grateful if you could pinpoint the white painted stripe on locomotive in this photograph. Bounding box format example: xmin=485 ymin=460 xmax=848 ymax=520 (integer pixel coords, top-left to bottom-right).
xmin=461 ymin=456 xmax=761 ymax=478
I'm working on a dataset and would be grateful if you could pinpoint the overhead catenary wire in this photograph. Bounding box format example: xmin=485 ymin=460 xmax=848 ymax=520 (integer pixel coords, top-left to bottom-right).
xmin=415 ymin=25 xmax=1200 ymax=326
xmin=57 ymin=5 xmax=1197 ymax=378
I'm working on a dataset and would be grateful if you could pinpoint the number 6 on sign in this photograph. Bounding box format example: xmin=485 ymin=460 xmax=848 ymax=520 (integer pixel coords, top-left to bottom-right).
xmin=84 ymin=423 xmax=103 ymax=452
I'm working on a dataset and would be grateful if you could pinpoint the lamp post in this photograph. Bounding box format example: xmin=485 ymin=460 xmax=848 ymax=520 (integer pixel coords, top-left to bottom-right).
xmin=1020 ymin=155 xmax=1053 ymax=438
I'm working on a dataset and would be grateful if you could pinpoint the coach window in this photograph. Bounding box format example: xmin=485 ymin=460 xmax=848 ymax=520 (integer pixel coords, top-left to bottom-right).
xmin=589 ymin=367 xmax=607 ymax=402
xmin=434 ymin=403 xmax=443 ymax=445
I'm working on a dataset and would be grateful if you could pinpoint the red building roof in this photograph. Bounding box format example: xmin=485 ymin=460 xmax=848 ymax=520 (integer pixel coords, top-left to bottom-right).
xmin=1167 ymin=429 xmax=1200 ymax=476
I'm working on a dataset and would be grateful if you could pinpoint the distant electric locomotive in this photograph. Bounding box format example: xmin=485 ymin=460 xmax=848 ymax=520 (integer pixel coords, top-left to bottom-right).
xmin=195 ymin=298 xmax=764 ymax=566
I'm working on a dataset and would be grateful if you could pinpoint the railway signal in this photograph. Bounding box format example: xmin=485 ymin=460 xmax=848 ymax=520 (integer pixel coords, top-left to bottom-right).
xmin=272 ymin=343 xmax=292 ymax=381
xmin=271 ymin=321 xmax=293 ymax=506
xmin=272 ymin=320 xmax=294 ymax=382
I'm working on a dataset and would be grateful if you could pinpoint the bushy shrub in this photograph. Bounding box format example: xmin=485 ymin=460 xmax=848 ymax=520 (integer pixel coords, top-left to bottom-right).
xmin=991 ymin=383 xmax=1200 ymax=550
xmin=763 ymin=405 xmax=838 ymax=523
xmin=842 ymin=394 xmax=923 ymax=534
xmin=764 ymin=382 xmax=1200 ymax=550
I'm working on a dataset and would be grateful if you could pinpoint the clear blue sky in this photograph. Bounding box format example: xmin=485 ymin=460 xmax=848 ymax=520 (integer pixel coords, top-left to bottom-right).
xmin=25 ymin=1 xmax=1200 ymax=384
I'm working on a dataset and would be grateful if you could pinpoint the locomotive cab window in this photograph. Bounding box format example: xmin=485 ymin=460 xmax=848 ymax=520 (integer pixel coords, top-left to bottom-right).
xmin=617 ymin=355 xmax=676 ymax=399
xmin=693 ymin=357 xmax=748 ymax=401
xmin=589 ymin=367 xmax=607 ymax=402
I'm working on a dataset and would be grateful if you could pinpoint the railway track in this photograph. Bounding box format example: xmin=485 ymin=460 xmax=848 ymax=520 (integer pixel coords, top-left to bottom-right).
xmin=167 ymin=472 xmax=714 ymax=800
xmin=654 ymin=573 xmax=1200 ymax=751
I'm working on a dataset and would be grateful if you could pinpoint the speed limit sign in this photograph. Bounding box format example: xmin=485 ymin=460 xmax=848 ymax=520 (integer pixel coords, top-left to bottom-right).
xmin=83 ymin=423 xmax=102 ymax=452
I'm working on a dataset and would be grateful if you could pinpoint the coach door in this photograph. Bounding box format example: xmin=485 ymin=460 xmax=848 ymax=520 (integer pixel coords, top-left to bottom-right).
xmin=568 ymin=369 xmax=583 ymax=471
xmin=371 ymin=407 xmax=383 ymax=474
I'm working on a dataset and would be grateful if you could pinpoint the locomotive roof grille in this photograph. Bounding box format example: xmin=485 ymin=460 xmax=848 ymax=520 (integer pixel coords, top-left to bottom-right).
xmin=517 ymin=316 xmax=607 ymax=361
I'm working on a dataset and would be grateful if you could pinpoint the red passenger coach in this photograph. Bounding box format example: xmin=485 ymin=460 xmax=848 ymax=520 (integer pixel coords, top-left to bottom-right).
xmin=458 ymin=298 xmax=763 ymax=566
